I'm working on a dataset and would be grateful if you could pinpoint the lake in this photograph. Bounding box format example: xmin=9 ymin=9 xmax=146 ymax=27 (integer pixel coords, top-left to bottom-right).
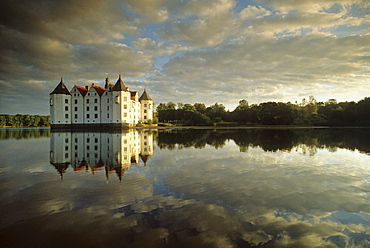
xmin=1 ymin=128 xmax=370 ymax=248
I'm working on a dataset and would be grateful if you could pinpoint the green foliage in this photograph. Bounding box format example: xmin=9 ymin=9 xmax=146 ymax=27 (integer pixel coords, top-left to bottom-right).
xmin=0 ymin=128 xmax=50 ymax=139
xmin=155 ymin=97 xmax=370 ymax=127
xmin=0 ymin=115 xmax=50 ymax=127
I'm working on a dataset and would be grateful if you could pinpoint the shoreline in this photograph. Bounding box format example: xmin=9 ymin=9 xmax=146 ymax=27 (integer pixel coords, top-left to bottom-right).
xmin=1 ymin=125 xmax=369 ymax=130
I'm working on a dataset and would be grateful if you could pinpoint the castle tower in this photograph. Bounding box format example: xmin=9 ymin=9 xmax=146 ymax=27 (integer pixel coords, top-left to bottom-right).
xmin=111 ymin=75 xmax=131 ymax=126
xmin=50 ymin=78 xmax=71 ymax=127
xmin=139 ymin=90 xmax=153 ymax=123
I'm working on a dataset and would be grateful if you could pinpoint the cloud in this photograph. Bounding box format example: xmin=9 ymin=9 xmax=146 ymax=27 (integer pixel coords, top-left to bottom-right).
xmin=148 ymin=32 xmax=369 ymax=106
xmin=0 ymin=0 xmax=369 ymax=114
xmin=125 ymin=0 xmax=170 ymax=23
xmin=157 ymin=0 xmax=239 ymax=47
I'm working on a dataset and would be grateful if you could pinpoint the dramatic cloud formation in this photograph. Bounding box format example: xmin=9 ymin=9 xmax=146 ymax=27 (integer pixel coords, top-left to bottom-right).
xmin=0 ymin=0 xmax=369 ymax=114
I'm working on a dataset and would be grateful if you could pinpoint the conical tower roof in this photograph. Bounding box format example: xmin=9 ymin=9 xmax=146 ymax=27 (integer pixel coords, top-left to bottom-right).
xmin=139 ymin=90 xmax=152 ymax=101
xmin=50 ymin=78 xmax=71 ymax=95
xmin=111 ymin=75 xmax=127 ymax=91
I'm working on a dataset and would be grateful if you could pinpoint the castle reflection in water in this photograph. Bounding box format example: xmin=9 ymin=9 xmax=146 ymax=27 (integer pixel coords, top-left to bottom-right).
xmin=50 ymin=131 xmax=154 ymax=180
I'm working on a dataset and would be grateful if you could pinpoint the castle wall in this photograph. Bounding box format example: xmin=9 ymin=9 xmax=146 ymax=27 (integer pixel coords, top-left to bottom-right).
xmin=50 ymin=94 xmax=71 ymax=125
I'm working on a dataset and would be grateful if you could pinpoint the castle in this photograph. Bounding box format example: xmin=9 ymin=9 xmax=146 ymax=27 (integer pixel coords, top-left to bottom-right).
xmin=50 ymin=75 xmax=153 ymax=129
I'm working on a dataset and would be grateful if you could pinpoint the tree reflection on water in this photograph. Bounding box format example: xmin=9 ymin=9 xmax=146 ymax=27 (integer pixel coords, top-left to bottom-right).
xmin=156 ymin=128 xmax=370 ymax=155
xmin=1 ymin=128 xmax=370 ymax=247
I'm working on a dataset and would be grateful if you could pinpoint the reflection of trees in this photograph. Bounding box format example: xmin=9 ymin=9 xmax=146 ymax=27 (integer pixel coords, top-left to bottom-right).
xmin=0 ymin=128 xmax=50 ymax=139
xmin=156 ymin=128 xmax=370 ymax=155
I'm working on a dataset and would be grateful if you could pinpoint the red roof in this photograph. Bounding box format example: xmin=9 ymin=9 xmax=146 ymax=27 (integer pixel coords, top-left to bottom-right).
xmin=92 ymin=85 xmax=106 ymax=96
xmin=75 ymin=85 xmax=88 ymax=97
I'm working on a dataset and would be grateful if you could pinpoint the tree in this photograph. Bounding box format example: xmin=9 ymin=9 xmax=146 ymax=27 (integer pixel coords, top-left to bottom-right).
xmin=257 ymin=102 xmax=295 ymax=125
xmin=194 ymin=103 xmax=206 ymax=113
xmin=166 ymin=102 xmax=176 ymax=110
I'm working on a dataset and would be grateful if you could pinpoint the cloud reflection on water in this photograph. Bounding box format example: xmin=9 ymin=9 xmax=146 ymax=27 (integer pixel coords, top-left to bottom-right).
xmin=0 ymin=128 xmax=370 ymax=247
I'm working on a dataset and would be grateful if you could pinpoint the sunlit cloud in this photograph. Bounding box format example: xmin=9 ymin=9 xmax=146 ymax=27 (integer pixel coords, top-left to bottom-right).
xmin=0 ymin=0 xmax=369 ymax=114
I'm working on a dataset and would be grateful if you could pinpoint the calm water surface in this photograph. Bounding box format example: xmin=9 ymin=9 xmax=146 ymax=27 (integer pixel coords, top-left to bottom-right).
xmin=1 ymin=128 xmax=370 ymax=248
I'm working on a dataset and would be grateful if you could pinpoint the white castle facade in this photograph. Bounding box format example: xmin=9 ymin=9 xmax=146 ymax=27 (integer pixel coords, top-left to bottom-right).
xmin=50 ymin=75 xmax=153 ymax=128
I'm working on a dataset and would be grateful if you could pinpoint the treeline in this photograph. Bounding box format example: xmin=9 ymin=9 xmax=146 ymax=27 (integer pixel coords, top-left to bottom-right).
xmin=156 ymin=97 xmax=370 ymax=126
xmin=0 ymin=114 xmax=50 ymax=127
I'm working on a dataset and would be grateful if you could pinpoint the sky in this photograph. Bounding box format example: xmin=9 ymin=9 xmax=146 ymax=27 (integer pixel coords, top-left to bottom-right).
xmin=0 ymin=0 xmax=369 ymax=115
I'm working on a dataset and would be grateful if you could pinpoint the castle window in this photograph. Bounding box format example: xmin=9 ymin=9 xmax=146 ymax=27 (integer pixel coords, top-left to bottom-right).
xmin=115 ymin=96 xmax=119 ymax=104
xmin=65 ymin=114 xmax=69 ymax=118
xmin=65 ymin=146 xmax=69 ymax=151
xmin=75 ymin=114 xmax=78 ymax=119
xmin=65 ymin=106 xmax=68 ymax=111
xmin=124 ymin=105 xmax=127 ymax=109
xmin=124 ymin=113 xmax=127 ymax=117
xmin=87 ymin=138 xmax=90 ymax=143
xmin=65 ymin=99 xmax=68 ymax=104
xmin=144 ymin=110 xmax=147 ymax=113
xmin=107 ymin=106 xmax=109 ymax=110
xmin=95 ymin=138 xmax=98 ymax=143
xmin=124 ymin=97 xmax=127 ymax=101
xmin=94 ymin=98 xmax=98 ymax=103
xmin=87 ymin=106 xmax=90 ymax=111
xmin=144 ymin=116 xmax=147 ymax=119
xmin=95 ymin=93 xmax=97 ymax=96
xmin=94 ymin=114 xmax=98 ymax=118
xmin=144 ymin=104 xmax=147 ymax=107
xmin=88 ymin=93 xmax=90 ymax=96
xmin=87 ymin=114 xmax=90 ymax=118
xmin=94 ymin=146 xmax=98 ymax=150
xmin=87 ymin=99 xmax=90 ymax=103
xmin=107 ymin=99 xmax=109 ymax=103
xmin=75 ymin=99 xmax=78 ymax=104
xmin=65 ymin=138 xmax=69 ymax=143
xmin=65 ymin=153 xmax=69 ymax=159
xmin=75 ymin=145 xmax=78 ymax=150
xmin=87 ymin=145 xmax=90 ymax=150
xmin=75 ymin=138 xmax=78 ymax=142
xmin=107 ymin=113 xmax=109 ymax=118
xmin=50 ymin=99 xmax=53 ymax=106
xmin=94 ymin=106 xmax=98 ymax=111
xmin=75 ymin=107 xmax=78 ymax=111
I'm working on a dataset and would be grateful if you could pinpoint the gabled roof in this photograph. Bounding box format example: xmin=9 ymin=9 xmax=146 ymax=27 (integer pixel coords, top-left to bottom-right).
xmin=130 ymin=91 xmax=137 ymax=100
xmin=140 ymin=154 xmax=152 ymax=165
xmin=74 ymin=85 xmax=88 ymax=97
xmin=111 ymin=75 xmax=127 ymax=91
xmin=139 ymin=90 xmax=152 ymax=101
xmin=50 ymin=78 xmax=71 ymax=95
xmin=92 ymin=85 xmax=106 ymax=96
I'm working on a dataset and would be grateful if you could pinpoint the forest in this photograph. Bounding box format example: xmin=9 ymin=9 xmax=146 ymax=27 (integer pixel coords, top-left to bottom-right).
xmin=0 ymin=114 xmax=50 ymax=127
xmin=1 ymin=96 xmax=369 ymax=127
xmin=156 ymin=96 xmax=370 ymax=127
